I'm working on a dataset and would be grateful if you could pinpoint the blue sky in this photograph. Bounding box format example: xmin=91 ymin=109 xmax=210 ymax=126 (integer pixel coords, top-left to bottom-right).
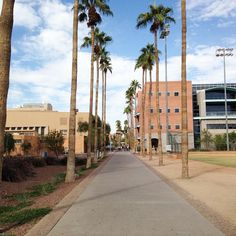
xmin=1 ymin=0 xmax=236 ymax=131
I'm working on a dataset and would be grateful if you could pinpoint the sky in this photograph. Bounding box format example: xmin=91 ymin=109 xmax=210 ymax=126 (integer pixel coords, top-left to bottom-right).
xmin=1 ymin=0 xmax=236 ymax=132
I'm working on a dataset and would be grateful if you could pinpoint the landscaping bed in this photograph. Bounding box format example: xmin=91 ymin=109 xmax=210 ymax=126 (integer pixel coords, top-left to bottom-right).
xmin=0 ymin=156 xmax=101 ymax=236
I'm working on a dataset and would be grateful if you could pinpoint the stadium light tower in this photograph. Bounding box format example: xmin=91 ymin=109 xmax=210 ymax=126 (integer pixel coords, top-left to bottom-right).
xmin=215 ymin=48 xmax=234 ymax=151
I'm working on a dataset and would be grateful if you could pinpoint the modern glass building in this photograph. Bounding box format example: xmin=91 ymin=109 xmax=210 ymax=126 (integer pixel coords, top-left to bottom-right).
xmin=192 ymin=83 xmax=236 ymax=148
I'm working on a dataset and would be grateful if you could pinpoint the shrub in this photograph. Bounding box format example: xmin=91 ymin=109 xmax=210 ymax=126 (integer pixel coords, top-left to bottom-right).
xmin=59 ymin=157 xmax=87 ymax=166
xmin=44 ymin=156 xmax=59 ymax=165
xmin=26 ymin=157 xmax=47 ymax=167
xmin=2 ymin=157 xmax=35 ymax=182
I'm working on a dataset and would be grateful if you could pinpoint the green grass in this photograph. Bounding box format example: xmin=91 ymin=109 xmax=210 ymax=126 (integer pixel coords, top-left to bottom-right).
xmin=0 ymin=207 xmax=51 ymax=225
xmin=190 ymin=156 xmax=236 ymax=168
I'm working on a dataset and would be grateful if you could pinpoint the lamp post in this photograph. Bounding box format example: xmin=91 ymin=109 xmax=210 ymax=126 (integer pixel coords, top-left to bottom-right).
xmin=216 ymin=48 xmax=234 ymax=151
xmin=160 ymin=25 xmax=170 ymax=152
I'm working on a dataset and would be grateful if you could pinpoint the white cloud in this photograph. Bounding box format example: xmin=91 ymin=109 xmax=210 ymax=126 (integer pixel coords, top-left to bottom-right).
xmin=188 ymin=0 xmax=236 ymax=21
xmin=14 ymin=2 xmax=41 ymax=29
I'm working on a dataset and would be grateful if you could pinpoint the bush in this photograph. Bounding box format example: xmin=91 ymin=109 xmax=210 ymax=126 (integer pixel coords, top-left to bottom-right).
xmin=44 ymin=156 xmax=59 ymax=165
xmin=2 ymin=157 xmax=35 ymax=182
xmin=25 ymin=157 xmax=47 ymax=167
xmin=59 ymin=157 xmax=87 ymax=166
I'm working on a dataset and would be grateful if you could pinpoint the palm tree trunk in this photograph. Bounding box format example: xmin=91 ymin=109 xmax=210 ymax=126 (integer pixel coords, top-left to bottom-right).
xmin=143 ymin=69 xmax=147 ymax=156
xmin=148 ymin=70 xmax=152 ymax=160
xmin=0 ymin=0 xmax=15 ymax=182
xmin=86 ymin=25 xmax=95 ymax=169
xmin=141 ymin=69 xmax=145 ymax=156
xmin=103 ymin=72 xmax=107 ymax=153
xmin=181 ymin=0 xmax=189 ymax=178
xmin=65 ymin=0 xmax=78 ymax=183
xmin=93 ymin=58 xmax=100 ymax=164
xmin=154 ymin=31 xmax=163 ymax=166
xmin=101 ymin=70 xmax=105 ymax=158
xmin=130 ymin=99 xmax=134 ymax=151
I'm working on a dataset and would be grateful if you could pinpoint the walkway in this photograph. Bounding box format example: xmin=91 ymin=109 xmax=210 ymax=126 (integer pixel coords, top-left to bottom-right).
xmin=48 ymin=152 xmax=223 ymax=236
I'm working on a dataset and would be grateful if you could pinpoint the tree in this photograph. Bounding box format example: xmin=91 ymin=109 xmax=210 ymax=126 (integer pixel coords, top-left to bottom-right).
xmin=21 ymin=141 xmax=32 ymax=156
xmin=81 ymin=0 xmax=113 ymax=169
xmin=201 ymin=129 xmax=213 ymax=150
xmin=135 ymin=48 xmax=149 ymax=156
xmin=81 ymin=27 xmax=112 ymax=163
xmin=4 ymin=133 xmax=15 ymax=156
xmin=213 ymin=134 xmax=226 ymax=151
xmin=65 ymin=0 xmax=86 ymax=182
xmin=115 ymin=120 xmax=122 ymax=131
xmin=181 ymin=0 xmax=189 ymax=178
xmin=137 ymin=4 xmax=175 ymax=165
xmin=100 ymin=47 xmax=112 ymax=156
xmin=130 ymin=80 xmax=141 ymax=151
xmin=0 ymin=0 xmax=15 ymax=182
xmin=44 ymin=130 xmax=64 ymax=158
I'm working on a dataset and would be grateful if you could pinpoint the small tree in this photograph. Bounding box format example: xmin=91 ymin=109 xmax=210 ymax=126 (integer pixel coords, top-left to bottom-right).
xmin=21 ymin=141 xmax=32 ymax=156
xmin=201 ymin=129 xmax=213 ymax=150
xmin=44 ymin=130 xmax=64 ymax=158
xmin=4 ymin=133 xmax=15 ymax=156
xmin=213 ymin=134 xmax=226 ymax=151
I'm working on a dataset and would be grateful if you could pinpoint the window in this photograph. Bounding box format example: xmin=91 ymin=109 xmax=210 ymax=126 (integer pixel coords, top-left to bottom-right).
xmin=158 ymin=92 xmax=162 ymax=96
xmin=17 ymin=127 xmax=22 ymax=130
xmin=167 ymin=108 xmax=170 ymax=113
xmin=168 ymin=125 xmax=171 ymax=130
xmin=159 ymin=108 xmax=162 ymax=113
xmin=175 ymin=124 xmax=180 ymax=130
xmin=174 ymin=91 xmax=179 ymax=96
xmin=174 ymin=108 xmax=180 ymax=113
xmin=150 ymin=108 xmax=154 ymax=113
xmin=160 ymin=125 xmax=162 ymax=129
xmin=167 ymin=91 xmax=170 ymax=96
xmin=150 ymin=125 xmax=154 ymax=129
xmin=149 ymin=91 xmax=153 ymax=96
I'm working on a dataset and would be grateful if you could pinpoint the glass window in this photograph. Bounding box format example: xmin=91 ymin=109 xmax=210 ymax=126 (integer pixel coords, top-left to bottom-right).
xmin=150 ymin=108 xmax=154 ymax=113
xmin=175 ymin=124 xmax=180 ymax=129
xmin=168 ymin=125 xmax=171 ymax=129
xmin=167 ymin=108 xmax=170 ymax=113
xmin=174 ymin=91 xmax=179 ymax=96
xmin=174 ymin=108 xmax=180 ymax=113
xmin=158 ymin=92 xmax=162 ymax=96
xmin=167 ymin=92 xmax=170 ymax=96
xmin=150 ymin=125 xmax=154 ymax=129
xmin=159 ymin=108 xmax=162 ymax=113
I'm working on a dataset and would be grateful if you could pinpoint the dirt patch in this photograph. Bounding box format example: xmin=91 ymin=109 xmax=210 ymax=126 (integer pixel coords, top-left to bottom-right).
xmin=137 ymin=154 xmax=236 ymax=236
xmin=0 ymin=164 xmax=95 ymax=236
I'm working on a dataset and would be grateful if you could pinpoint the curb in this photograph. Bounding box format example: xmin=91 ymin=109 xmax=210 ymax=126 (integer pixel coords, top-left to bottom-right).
xmin=25 ymin=154 xmax=113 ymax=236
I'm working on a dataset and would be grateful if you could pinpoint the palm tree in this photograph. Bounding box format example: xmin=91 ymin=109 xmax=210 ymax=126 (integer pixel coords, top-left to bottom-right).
xmin=130 ymin=80 xmax=141 ymax=151
xmin=65 ymin=0 xmax=87 ymax=182
xmin=135 ymin=51 xmax=149 ymax=156
xmin=100 ymin=48 xmax=112 ymax=154
xmin=0 ymin=0 xmax=15 ymax=182
xmin=81 ymin=0 xmax=113 ymax=169
xmin=81 ymin=28 xmax=112 ymax=163
xmin=181 ymin=0 xmax=189 ymax=178
xmin=137 ymin=4 xmax=175 ymax=165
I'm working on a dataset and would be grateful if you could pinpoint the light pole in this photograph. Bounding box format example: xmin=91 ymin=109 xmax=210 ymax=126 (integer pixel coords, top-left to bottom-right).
xmin=160 ymin=25 xmax=170 ymax=152
xmin=216 ymin=48 xmax=234 ymax=151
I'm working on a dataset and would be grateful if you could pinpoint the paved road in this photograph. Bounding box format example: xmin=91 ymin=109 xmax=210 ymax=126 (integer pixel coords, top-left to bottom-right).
xmin=48 ymin=152 xmax=223 ymax=236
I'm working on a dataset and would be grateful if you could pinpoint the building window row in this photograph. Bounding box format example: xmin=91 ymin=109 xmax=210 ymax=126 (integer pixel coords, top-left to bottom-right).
xmin=150 ymin=108 xmax=180 ymax=113
xmin=149 ymin=124 xmax=181 ymax=130
xmin=207 ymin=124 xmax=236 ymax=130
xmin=149 ymin=91 xmax=179 ymax=97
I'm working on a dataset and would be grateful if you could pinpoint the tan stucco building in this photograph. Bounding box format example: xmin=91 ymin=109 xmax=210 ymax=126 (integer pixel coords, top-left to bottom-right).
xmin=6 ymin=103 xmax=89 ymax=155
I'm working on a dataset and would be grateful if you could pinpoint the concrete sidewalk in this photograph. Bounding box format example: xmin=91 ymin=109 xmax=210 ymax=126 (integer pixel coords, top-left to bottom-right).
xmin=47 ymin=152 xmax=223 ymax=236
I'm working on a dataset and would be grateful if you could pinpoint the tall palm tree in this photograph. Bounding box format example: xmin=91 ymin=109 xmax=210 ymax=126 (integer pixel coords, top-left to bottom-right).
xmin=65 ymin=0 xmax=87 ymax=182
xmin=135 ymin=51 xmax=149 ymax=156
xmin=0 ymin=0 xmax=15 ymax=182
xmin=130 ymin=80 xmax=141 ymax=152
xmin=81 ymin=28 xmax=112 ymax=163
xmin=81 ymin=0 xmax=113 ymax=169
xmin=100 ymin=48 xmax=112 ymax=154
xmin=137 ymin=4 xmax=175 ymax=165
xmin=181 ymin=0 xmax=189 ymax=178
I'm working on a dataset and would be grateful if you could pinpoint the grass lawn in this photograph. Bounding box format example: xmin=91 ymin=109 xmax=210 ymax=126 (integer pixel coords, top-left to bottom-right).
xmin=189 ymin=155 xmax=236 ymax=168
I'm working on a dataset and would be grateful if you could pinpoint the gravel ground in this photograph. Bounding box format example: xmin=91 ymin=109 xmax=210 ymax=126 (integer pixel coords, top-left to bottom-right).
xmin=138 ymin=154 xmax=236 ymax=236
